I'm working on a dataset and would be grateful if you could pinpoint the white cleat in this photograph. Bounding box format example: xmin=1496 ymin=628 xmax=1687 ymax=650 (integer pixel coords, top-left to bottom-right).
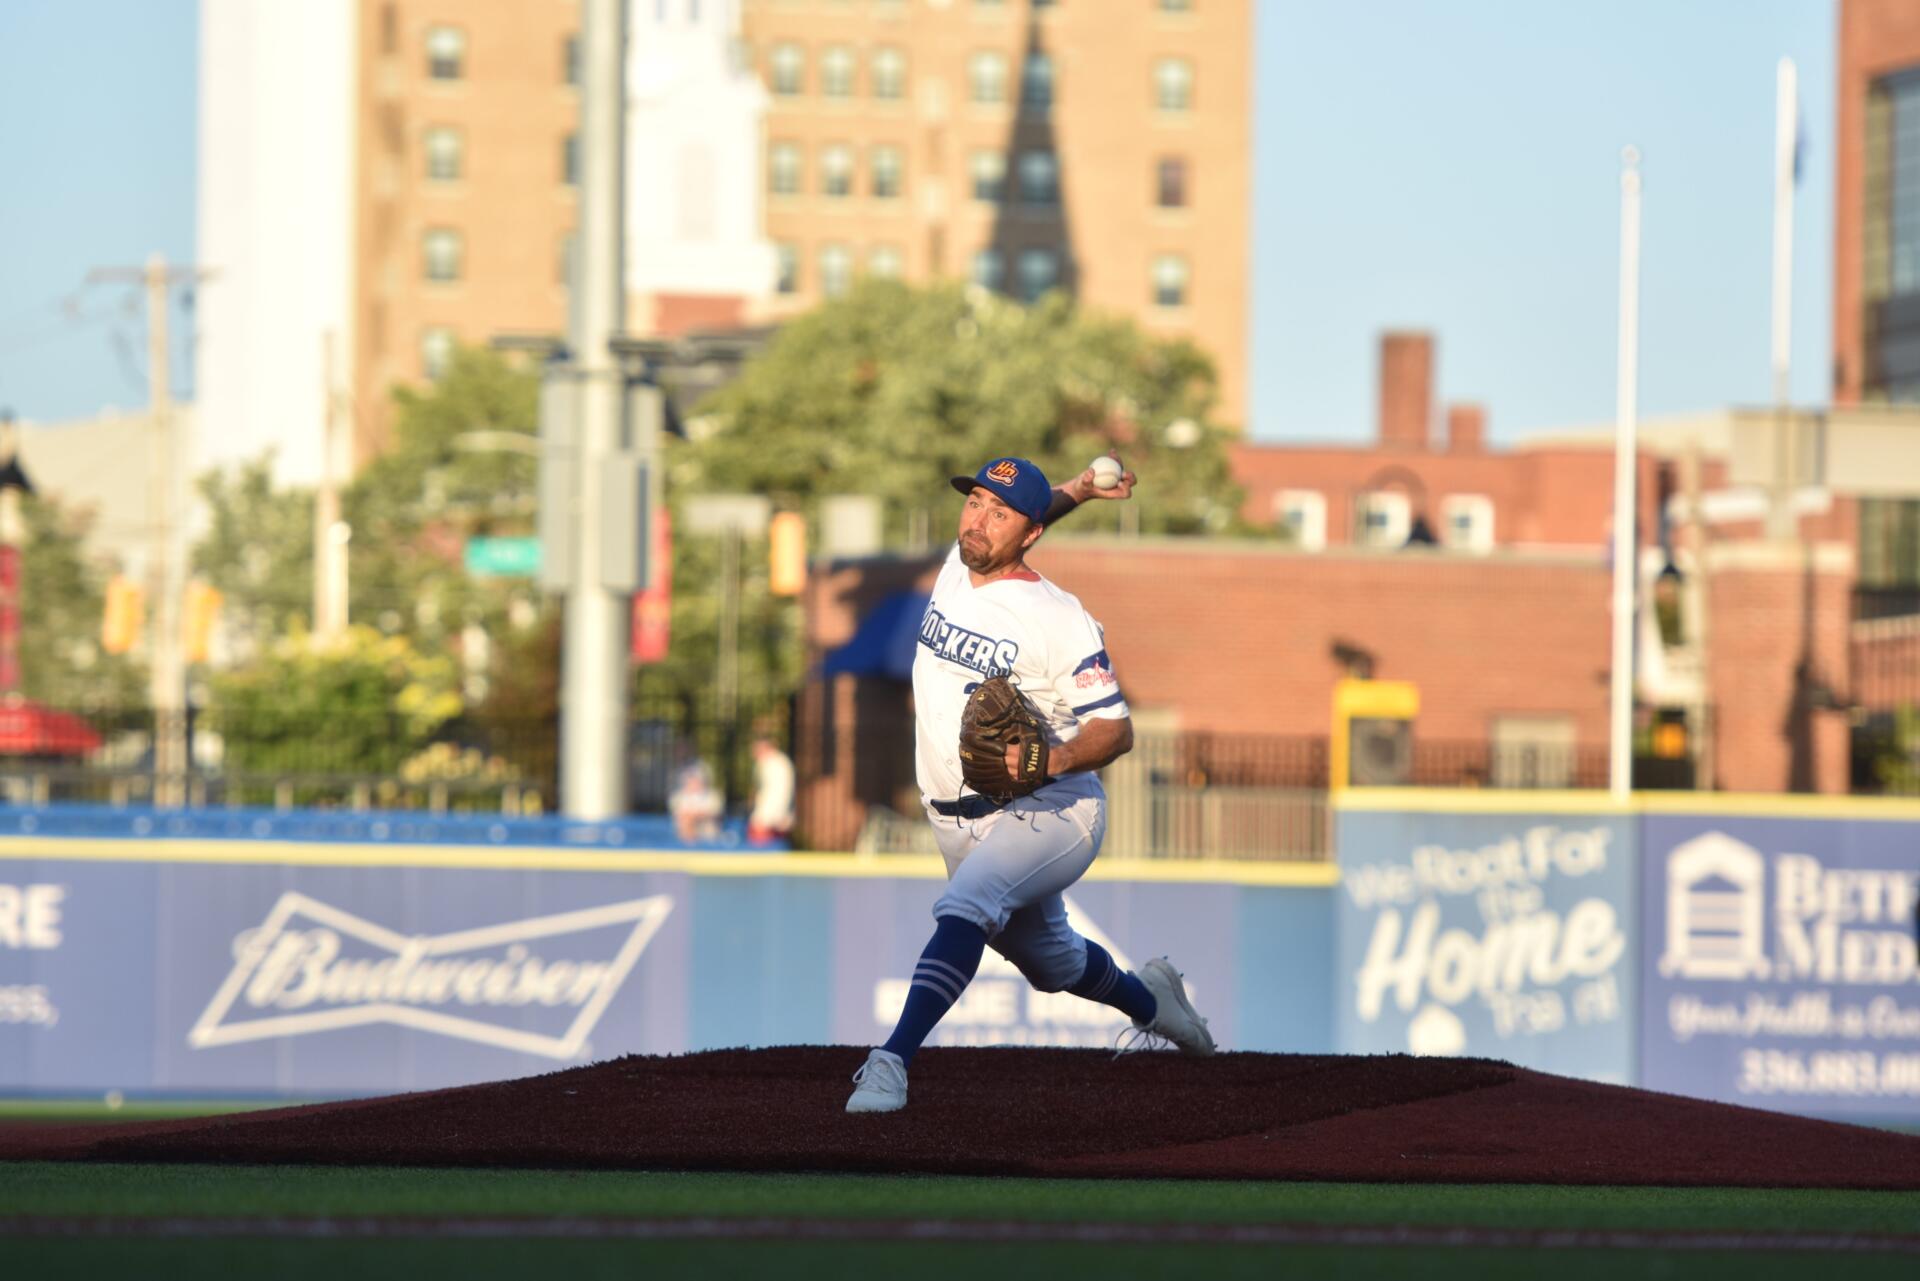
xmin=846 ymin=1048 xmax=909 ymax=1113
xmin=1131 ymin=957 xmax=1217 ymax=1056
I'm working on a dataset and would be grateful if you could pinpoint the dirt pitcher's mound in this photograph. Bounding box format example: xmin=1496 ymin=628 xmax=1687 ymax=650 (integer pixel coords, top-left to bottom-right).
xmin=8 ymin=1048 xmax=1920 ymax=1188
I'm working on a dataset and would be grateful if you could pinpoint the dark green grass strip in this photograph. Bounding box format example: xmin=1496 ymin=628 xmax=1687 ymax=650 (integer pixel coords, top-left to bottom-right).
xmin=7 ymin=1237 xmax=1920 ymax=1281
xmin=2 ymin=1163 xmax=1917 ymax=1235
xmin=0 ymin=1100 xmax=287 ymax=1122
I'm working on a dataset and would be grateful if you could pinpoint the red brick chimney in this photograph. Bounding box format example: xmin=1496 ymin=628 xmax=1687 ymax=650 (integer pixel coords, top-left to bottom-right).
xmin=1446 ymin=402 xmax=1486 ymax=454
xmin=1378 ymin=332 xmax=1433 ymax=450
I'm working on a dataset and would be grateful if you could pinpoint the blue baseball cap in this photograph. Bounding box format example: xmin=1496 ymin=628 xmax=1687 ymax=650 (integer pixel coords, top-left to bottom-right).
xmin=950 ymin=457 xmax=1052 ymax=524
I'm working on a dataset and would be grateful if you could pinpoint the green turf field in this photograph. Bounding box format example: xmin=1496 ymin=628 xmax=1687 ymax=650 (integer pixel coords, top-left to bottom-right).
xmin=1 ymin=1163 xmax=1916 ymax=1280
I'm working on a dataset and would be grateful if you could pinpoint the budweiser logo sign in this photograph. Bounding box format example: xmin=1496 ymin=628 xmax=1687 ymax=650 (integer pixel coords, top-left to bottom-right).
xmin=188 ymin=891 xmax=674 ymax=1059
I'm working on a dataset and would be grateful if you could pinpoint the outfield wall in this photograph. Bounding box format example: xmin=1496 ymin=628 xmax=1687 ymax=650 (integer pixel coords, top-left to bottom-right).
xmin=1335 ymin=790 xmax=1920 ymax=1121
xmin=4 ymin=795 xmax=1916 ymax=1121
xmin=0 ymin=815 xmax=1335 ymax=1098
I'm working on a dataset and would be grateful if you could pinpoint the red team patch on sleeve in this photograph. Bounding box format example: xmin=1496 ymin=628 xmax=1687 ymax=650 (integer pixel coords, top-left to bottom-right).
xmin=1072 ymin=650 xmax=1117 ymax=690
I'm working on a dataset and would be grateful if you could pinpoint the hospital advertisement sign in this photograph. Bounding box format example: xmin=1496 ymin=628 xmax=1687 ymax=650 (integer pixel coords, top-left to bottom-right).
xmin=1640 ymin=815 xmax=1920 ymax=1119
xmin=1335 ymin=809 xmax=1637 ymax=1084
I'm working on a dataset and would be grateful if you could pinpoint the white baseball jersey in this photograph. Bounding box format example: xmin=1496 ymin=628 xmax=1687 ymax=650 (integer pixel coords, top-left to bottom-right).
xmin=912 ymin=543 xmax=1129 ymax=804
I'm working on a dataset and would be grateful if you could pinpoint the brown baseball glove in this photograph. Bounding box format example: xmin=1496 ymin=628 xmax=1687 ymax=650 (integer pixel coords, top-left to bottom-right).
xmin=958 ymin=675 xmax=1051 ymax=801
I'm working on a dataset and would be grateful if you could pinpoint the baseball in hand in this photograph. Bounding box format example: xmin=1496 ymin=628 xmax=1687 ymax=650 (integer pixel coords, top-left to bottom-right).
xmin=1090 ymin=456 xmax=1124 ymax=490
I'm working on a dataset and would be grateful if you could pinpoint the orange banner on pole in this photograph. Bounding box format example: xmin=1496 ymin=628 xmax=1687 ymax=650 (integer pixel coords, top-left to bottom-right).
xmin=631 ymin=508 xmax=672 ymax=664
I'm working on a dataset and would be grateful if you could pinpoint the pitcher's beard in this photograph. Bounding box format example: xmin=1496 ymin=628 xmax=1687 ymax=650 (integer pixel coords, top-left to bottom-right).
xmin=958 ymin=536 xmax=994 ymax=573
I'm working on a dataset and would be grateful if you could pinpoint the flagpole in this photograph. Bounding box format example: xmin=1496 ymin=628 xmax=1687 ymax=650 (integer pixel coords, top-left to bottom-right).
xmin=1768 ymin=56 xmax=1799 ymax=539
xmin=1610 ymin=147 xmax=1643 ymax=804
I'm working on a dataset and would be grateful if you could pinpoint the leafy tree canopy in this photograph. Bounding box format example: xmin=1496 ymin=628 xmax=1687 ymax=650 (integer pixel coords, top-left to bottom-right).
xmin=682 ymin=280 xmax=1248 ymax=539
xmin=16 ymin=492 xmax=145 ymax=709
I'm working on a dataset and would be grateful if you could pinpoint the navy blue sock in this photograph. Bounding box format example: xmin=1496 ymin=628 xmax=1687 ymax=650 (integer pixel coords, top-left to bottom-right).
xmin=881 ymin=916 xmax=988 ymax=1066
xmin=1069 ymin=940 xmax=1158 ymax=1025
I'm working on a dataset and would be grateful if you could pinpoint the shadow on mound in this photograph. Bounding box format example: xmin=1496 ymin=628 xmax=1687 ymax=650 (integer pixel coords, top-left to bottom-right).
xmin=7 ymin=1048 xmax=1920 ymax=1188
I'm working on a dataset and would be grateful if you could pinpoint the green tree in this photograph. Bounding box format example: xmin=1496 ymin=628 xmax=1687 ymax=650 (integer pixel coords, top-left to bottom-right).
xmin=15 ymin=492 xmax=145 ymax=709
xmin=683 ymin=279 xmax=1248 ymax=540
xmin=191 ymin=455 xmax=315 ymax=653
xmin=205 ymin=623 xmax=463 ymax=802
xmin=346 ymin=344 xmax=542 ymax=650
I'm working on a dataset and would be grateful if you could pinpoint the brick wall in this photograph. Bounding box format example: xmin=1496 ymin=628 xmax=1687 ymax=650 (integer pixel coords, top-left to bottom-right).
xmin=797 ymin=536 xmax=1862 ymax=840
xmin=1701 ymin=544 xmax=1856 ymax=794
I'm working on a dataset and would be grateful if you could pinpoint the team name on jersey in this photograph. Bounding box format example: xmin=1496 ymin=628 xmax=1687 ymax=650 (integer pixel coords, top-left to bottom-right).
xmin=918 ymin=606 xmax=1020 ymax=677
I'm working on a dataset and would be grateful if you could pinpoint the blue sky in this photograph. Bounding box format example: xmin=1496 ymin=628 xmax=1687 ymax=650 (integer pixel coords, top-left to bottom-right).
xmin=1253 ymin=0 xmax=1835 ymax=441
xmin=0 ymin=0 xmax=1836 ymax=445
xmin=0 ymin=0 xmax=198 ymax=422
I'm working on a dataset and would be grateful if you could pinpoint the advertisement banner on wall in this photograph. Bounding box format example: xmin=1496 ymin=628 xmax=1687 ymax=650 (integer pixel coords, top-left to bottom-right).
xmin=1 ymin=840 xmax=1340 ymax=1098
xmin=1335 ymin=808 xmax=1637 ymax=1083
xmin=1640 ymin=814 xmax=1920 ymax=1120
xmin=0 ymin=857 xmax=692 ymax=1096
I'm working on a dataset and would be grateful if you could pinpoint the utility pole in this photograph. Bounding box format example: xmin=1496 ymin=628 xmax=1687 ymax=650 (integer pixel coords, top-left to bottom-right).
xmin=89 ymin=254 xmax=212 ymax=808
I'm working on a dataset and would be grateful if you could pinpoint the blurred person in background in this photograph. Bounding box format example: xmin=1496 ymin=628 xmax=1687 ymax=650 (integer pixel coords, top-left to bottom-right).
xmin=748 ymin=734 xmax=795 ymax=846
xmin=669 ymin=746 xmax=724 ymax=843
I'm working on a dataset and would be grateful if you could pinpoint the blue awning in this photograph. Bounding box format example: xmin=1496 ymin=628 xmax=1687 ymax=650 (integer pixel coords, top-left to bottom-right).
xmin=821 ymin=591 xmax=929 ymax=682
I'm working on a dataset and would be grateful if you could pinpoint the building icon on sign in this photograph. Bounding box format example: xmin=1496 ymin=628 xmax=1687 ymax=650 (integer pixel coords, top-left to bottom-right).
xmin=1659 ymin=832 xmax=1770 ymax=981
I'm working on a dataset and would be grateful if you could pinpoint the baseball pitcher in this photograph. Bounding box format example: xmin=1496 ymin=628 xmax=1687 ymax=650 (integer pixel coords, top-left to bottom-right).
xmin=847 ymin=455 xmax=1214 ymax=1114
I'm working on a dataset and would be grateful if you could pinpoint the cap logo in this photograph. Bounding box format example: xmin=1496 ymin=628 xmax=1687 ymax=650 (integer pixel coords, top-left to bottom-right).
xmin=986 ymin=459 xmax=1020 ymax=485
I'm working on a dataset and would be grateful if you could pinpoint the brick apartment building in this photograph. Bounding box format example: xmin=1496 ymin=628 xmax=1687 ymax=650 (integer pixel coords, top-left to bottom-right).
xmin=198 ymin=0 xmax=1253 ymax=486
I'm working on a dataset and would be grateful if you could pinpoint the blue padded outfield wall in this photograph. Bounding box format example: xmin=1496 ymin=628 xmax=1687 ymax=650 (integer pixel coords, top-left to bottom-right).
xmin=5 ymin=795 xmax=1917 ymax=1122
xmin=1333 ymin=792 xmax=1920 ymax=1123
xmin=0 ymin=810 xmax=1335 ymax=1098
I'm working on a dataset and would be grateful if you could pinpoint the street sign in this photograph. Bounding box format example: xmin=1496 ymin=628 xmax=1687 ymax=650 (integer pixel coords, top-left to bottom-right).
xmin=465 ymin=536 xmax=542 ymax=578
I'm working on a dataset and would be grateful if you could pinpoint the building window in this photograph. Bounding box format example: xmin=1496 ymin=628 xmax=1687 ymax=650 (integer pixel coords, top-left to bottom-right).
xmin=1441 ymin=494 xmax=1495 ymax=553
xmin=563 ymin=34 xmax=579 ymax=86
xmin=821 ymin=45 xmax=855 ymax=98
xmin=968 ymin=51 xmax=1007 ymax=104
xmin=1021 ymin=52 xmax=1053 ymax=109
xmin=776 ymin=242 xmax=799 ymax=294
xmin=1274 ymin=490 xmax=1326 ymax=551
xmin=1151 ymin=254 xmax=1189 ymax=307
xmin=871 ymin=47 xmax=905 ymax=100
xmin=1016 ymin=247 xmax=1058 ymax=302
xmin=562 ymin=133 xmax=579 ymax=186
xmin=1018 ymin=150 xmax=1057 ymax=205
xmin=424 ymin=127 xmax=463 ymax=181
xmin=423 ymin=228 xmax=463 ymax=283
xmin=1154 ymin=57 xmax=1194 ymax=112
xmin=972 ymin=247 xmax=1005 ymax=290
xmin=769 ymin=141 xmax=801 ymax=195
xmin=970 ymin=150 xmax=1006 ymax=202
xmin=558 ymin=232 xmax=576 ymax=287
xmin=869 ymin=244 xmax=903 ymax=278
xmin=1867 ymin=69 xmax=1920 ymax=399
xmin=770 ymin=42 xmax=804 ymax=96
xmin=1156 ymin=156 xmax=1186 ymax=208
xmin=1160 ymin=0 xmax=1193 ymax=10
xmin=871 ymin=145 xmax=904 ymax=198
xmin=1353 ymin=491 xmax=1411 ymax=548
xmin=426 ymin=26 xmax=465 ymax=80
xmin=821 ymin=144 xmax=854 ymax=197
xmin=820 ymin=243 xmax=852 ymax=297
xmin=421 ymin=327 xmax=455 ymax=381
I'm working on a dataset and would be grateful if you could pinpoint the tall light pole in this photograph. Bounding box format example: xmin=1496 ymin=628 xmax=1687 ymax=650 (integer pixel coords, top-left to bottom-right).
xmin=1609 ymin=148 xmax=1644 ymax=803
xmin=556 ymin=0 xmax=635 ymax=819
